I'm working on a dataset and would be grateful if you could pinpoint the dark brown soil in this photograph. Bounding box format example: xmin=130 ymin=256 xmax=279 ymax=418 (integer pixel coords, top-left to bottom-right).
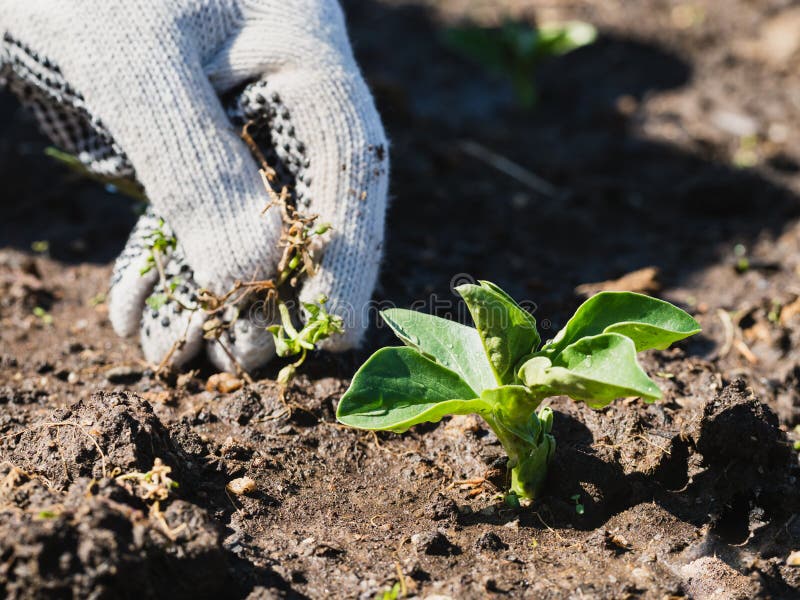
xmin=3 ymin=0 xmax=800 ymax=598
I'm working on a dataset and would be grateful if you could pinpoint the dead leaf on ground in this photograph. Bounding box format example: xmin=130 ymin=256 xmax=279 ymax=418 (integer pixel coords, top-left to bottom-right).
xmin=575 ymin=267 xmax=661 ymax=297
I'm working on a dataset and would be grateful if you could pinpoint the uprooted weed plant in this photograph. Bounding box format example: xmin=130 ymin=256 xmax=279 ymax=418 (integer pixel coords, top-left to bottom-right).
xmin=141 ymin=188 xmax=340 ymax=379
xmin=337 ymin=281 xmax=700 ymax=499
xmin=47 ymin=124 xmax=344 ymax=380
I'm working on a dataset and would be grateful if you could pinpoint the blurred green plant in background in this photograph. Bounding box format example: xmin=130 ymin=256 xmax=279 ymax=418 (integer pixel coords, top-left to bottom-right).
xmin=443 ymin=20 xmax=597 ymax=108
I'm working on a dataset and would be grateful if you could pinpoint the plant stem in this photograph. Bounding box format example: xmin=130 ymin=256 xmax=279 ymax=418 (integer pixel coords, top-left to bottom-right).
xmin=484 ymin=407 xmax=555 ymax=499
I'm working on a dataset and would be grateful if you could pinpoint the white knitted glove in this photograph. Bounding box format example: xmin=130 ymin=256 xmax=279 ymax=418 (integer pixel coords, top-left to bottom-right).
xmin=0 ymin=0 xmax=389 ymax=372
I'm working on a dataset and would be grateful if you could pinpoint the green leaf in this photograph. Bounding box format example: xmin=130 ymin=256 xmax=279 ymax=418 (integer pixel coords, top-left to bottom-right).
xmin=145 ymin=294 xmax=168 ymax=311
xmin=443 ymin=21 xmax=595 ymax=72
xmin=545 ymin=291 xmax=701 ymax=354
xmin=456 ymin=281 xmax=540 ymax=385
xmin=477 ymin=281 xmax=539 ymax=331
xmin=381 ymin=308 xmax=496 ymax=394
xmin=267 ymin=299 xmax=343 ymax=360
xmin=538 ymin=405 xmax=554 ymax=434
xmin=520 ymin=333 xmax=661 ymax=408
xmin=267 ymin=325 xmax=293 ymax=357
xmin=537 ymin=21 xmax=597 ymax=56
xmin=336 ymin=347 xmax=490 ymax=432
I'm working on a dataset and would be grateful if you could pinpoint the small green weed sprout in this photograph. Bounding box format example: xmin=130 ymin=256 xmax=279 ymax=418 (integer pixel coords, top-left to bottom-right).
xmin=337 ymin=282 xmax=700 ymax=499
xmin=116 ymin=458 xmax=186 ymax=539
xmin=375 ymin=583 xmax=402 ymax=600
xmin=140 ymin=219 xmax=177 ymax=277
xmin=88 ymin=292 xmax=107 ymax=307
xmin=116 ymin=457 xmax=179 ymax=501
xmin=268 ymin=296 xmax=344 ymax=384
xmin=32 ymin=306 xmax=53 ymax=326
xmin=443 ymin=21 xmax=597 ymax=107
xmin=30 ymin=240 xmax=49 ymax=254
xmin=36 ymin=509 xmax=60 ymax=519
xmin=570 ymin=493 xmax=585 ymax=515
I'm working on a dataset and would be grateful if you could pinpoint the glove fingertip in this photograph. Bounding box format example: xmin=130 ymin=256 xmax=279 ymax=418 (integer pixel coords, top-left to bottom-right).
xmin=206 ymin=318 xmax=276 ymax=374
xmin=140 ymin=302 xmax=205 ymax=369
xmin=109 ymin=208 xmax=170 ymax=337
xmin=109 ymin=268 xmax=159 ymax=337
xmin=313 ymin=329 xmax=360 ymax=353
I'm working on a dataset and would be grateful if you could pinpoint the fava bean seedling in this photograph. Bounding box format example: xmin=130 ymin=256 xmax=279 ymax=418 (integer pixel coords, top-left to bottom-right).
xmin=337 ymin=281 xmax=700 ymax=499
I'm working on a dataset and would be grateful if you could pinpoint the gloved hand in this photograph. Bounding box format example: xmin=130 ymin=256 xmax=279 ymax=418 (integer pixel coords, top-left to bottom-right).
xmin=0 ymin=0 xmax=389 ymax=372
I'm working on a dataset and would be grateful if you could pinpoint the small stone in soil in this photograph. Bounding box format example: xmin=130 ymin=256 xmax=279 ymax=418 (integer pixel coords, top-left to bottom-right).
xmin=206 ymin=372 xmax=244 ymax=394
xmin=604 ymin=530 xmax=632 ymax=552
xmin=227 ymin=476 xmax=257 ymax=496
xmin=475 ymin=531 xmax=508 ymax=552
xmin=105 ymin=365 xmax=143 ymax=384
xmin=65 ymin=341 xmax=84 ymax=354
xmin=411 ymin=530 xmax=460 ymax=556
xmin=426 ymin=494 xmax=458 ymax=521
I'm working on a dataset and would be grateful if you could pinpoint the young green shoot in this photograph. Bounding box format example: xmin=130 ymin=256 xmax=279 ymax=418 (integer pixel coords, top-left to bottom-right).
xmin=336 ymin=282 xmax=700 ymax=499
xmin=116 ymin=457 xmax=180 ymax=502
xmin=88 ymin=292 xmax=107 ymax=307
xmin=375 ymin=583 xmax=403 ymax=600
xmin=30 ymin=240 xmax=49 ymax=254
xmin=116 ymin=458 xmax=186 ymax=539
xmin=570 ymin=493 xmax=585 ymax=515
xmin=268 ymin=296 xmax=344 ymax=384
xmin=140 ymin=218 xmax=177 ymax=277
xmin=32 ymin=306 xmax=53 ymax=326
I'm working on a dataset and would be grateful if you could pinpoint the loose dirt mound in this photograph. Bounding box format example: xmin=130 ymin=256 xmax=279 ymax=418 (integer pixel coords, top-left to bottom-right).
xmin=0 ymin=392 xmax=286 ymax=599
xmin=0 ymin=391 xmax=181 ymax=487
